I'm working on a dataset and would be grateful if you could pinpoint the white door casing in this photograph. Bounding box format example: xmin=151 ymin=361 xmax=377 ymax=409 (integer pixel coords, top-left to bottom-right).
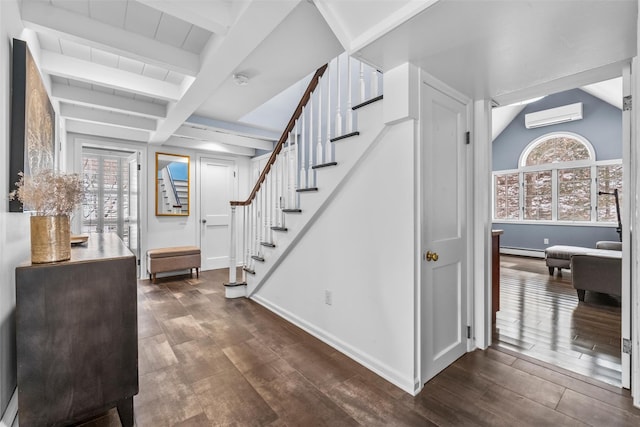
xmin=421 ymin=82 xmax=469 ymax=384
xmin=621 ymin=63 xmax=632 ymax=389
xmin=127 ymin=151 xmax=140 ymax=275
xmin=200 ymin=158 xmax=235 ymax=271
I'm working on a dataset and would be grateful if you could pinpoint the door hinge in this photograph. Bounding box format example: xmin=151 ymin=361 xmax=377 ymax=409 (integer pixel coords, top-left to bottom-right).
xmin=137 ymin=259 xmax=141 ymax=266
xmin=233 ymin=171 xmax=236 ymax=178
xmin=137 ymin=164 xmax=141 ymax=171
xmin=465 ymin=131 xmax=471 ymax=145
xmin=623 ymin=95 xmax=632 ymax=111
xmin=623 ymin=338 xmax=632 ymax=354
xmin=467 ymin=325 xmax=472 ymax=339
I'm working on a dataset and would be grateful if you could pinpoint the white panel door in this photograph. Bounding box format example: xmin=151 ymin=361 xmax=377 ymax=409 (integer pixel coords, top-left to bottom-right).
xmin=200 ymin=158 xmax=235 ymax=270
xmin=421 ymin=83 xmax=468 ymax=384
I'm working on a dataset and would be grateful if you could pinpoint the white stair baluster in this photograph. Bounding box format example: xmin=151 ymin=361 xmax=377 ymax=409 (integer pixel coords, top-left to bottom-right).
xmin=371 ymin=66 xmax=379 ymax=98
xmin=300 ymin=112 xmax=307 ymax=189
xmin=293 ymin=122 xmax=299 ymax=208
xmin=359 ymin=61 xmax=366 ymax=103
xmin=335 ymin=54 xmax=342 ymax=136
xmin=308 ymin=98 xmax=314 ymax=187
xmin=326 ymin=61 xmax=332 ymax=162
xmin=316 ymin=77 xmax=324 ymax=166
xmin=346 ymin=56 xmax=353 ymax=133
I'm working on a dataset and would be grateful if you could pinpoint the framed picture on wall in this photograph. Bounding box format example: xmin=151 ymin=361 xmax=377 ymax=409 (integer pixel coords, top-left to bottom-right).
xmin=9 ymin=38 xmax=56 ymax=212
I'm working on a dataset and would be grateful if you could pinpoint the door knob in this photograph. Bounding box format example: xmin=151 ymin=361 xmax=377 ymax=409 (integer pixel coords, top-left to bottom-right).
xmin=425 ymin=251 xmax=439 ymax=262
xmin=202 ymin=219 xmax=207 ymax=224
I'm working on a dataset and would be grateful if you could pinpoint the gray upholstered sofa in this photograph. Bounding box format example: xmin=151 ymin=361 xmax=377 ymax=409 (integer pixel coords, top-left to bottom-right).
xmin=570 ymin=241 xmax=622 ymax=301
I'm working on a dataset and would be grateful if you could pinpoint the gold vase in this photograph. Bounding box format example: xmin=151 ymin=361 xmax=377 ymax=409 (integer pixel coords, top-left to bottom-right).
xmin=30 ymin=215 xmax=71 ymax=264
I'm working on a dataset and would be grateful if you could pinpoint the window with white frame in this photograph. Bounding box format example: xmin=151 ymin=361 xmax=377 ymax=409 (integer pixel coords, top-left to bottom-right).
xmin=493 ymin=132 xmax=622 ymax=224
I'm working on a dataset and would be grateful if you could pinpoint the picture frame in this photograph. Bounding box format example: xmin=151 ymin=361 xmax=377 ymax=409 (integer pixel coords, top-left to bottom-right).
xmin=9 ymin=38 xmax=56 ymax=212
xmin=155 ymin=152 xmax=190 ymax=216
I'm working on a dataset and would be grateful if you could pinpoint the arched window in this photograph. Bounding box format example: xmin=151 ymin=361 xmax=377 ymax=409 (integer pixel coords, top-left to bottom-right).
xmin=519 ymin=133 xmax=595 ymax=167
xmin=494 ymin=132 xmax=622 ymax=223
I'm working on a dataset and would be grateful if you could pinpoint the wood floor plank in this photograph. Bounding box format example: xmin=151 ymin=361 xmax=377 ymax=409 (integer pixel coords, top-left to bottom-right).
xmin=557 ymin=388 xmax=640 ymax=427
xmin=84 ymin=268 xmax=640 ymax=427
xmin=456 ymin=350 xmax=566 ymax=409
xmin=495 ymin=255 xmax=622 ymax=387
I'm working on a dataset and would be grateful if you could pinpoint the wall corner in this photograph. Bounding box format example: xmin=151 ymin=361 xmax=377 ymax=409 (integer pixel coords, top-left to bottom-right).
xmin=383 ymin=63 xmax=420 ymax=125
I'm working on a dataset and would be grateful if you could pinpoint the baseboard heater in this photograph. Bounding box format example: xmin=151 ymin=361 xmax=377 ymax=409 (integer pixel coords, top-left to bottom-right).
xmin=500 ymin=247 xmax=545 ymax=258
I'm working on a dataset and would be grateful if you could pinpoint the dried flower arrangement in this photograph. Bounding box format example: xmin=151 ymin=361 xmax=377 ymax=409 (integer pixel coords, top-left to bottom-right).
xmin=10 ymin=169 xmax=83 ymax=216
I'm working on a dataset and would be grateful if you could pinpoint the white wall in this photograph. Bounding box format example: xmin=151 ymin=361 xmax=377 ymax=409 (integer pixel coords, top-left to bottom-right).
xmin=253 ymin=119 xmax=417 ymax=392
xmin=0 ymin=0 xmax=30 ymax=419
xmin=65 ymin=134 xmax=252 ymax=277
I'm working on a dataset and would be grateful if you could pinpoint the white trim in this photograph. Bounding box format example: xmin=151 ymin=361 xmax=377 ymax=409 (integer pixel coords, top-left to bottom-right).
xmin=500 ymin=247 xmax=545 ymax=258
xmin=251 ymin=294 xmax=417 ymax=395
xmin=0 ymin=389 xmax=18 ymax=427
xmin=621 ymin=63 xmax=632 ymax=389
xmin=492 ymin=220 xmax=620 ymax=227
xmin=473 ymin=99 xmax=493 ymax=351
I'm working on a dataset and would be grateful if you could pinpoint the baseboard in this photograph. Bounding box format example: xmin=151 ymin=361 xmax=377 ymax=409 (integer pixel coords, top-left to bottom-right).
xmin=0 ymin=389 xmax=18 ymax=427
xmin=500 ymin=247 xmax=545 ymax=258
xmin=251 ymin=294 xmax=415 ymax=395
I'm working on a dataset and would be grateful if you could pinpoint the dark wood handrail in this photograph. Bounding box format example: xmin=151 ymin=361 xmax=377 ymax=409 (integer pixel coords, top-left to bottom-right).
xmin=230 ymin=64 xmax=328 ymax=207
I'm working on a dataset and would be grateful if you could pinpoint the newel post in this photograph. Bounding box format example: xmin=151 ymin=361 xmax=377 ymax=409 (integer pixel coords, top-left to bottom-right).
xmin=224 ymin=204 xmax=246 ymax=298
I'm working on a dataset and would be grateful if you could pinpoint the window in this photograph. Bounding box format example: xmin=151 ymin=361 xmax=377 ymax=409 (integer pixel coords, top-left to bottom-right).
xmin=81 ymin=149 xmax=131 ymax=245
xmin=493 ymin=132 xmax=622 ymax=224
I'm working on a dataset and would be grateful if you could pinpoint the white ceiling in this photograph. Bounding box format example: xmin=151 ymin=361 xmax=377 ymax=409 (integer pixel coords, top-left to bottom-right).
xmin=19 ymin=0 xmax=342 ymax=155
xmin=17 ymin=0 xmax=638 ymax=156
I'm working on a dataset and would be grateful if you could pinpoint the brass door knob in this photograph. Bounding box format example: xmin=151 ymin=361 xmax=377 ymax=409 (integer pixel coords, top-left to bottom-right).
xmin=426 ymin=251 xmax=439 ymax=262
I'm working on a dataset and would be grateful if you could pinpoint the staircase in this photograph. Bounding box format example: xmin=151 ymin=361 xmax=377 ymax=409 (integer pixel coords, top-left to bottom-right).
xmin=225 ymin=53 xmax=384 ymax=298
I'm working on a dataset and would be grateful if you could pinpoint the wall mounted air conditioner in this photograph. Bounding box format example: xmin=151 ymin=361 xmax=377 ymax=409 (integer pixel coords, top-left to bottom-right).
xmin=524 ymin=102 xmax=583 ymax=129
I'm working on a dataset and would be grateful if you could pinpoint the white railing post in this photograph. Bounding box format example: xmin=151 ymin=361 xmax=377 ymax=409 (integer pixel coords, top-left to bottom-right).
xmin=335 ymin=54 xmax=342 ymax=136
xmin=293 ymin=122 xmax=299 ymax=207
xmin=300 ymin=111 xmax=307 ymax=189
xmin=316 ymin=77 xmax=324 ymax=165
xmin=326 ymin=61 xmax=332 ymax=162
xmin=347 ymin=56 xmax=353 ymax=133
xmin=359 ymin=61 xmax=366 ymax=103
xmin=308 ymin=98 xmax=314 ymax=186
xmin=229 ymin=205 xmax=237 ymax=283
xmin=371 ymin=67 xmax=379 ymax=98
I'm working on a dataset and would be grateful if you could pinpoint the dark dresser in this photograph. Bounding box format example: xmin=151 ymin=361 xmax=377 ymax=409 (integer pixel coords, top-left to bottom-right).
xmin=15 ymin=233 xmax=138 ymax=426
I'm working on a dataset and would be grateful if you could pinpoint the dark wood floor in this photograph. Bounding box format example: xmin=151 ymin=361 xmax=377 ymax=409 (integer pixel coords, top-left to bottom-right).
xmin=80 ymin=267 xmax=640 ymax=426
xmin=494 ymin=255 xmax=622 ymax=387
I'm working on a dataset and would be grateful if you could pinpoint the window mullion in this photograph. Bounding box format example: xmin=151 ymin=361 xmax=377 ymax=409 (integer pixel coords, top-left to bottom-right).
xmin=591 ymin=165 xmax=597 ymax=222
xmin=551 ymin=169 xmax=558 ymax=221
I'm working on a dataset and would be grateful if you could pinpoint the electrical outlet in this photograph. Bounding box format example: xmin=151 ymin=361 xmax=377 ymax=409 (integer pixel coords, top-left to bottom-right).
xmin=325 ymin=290 xmax=332 ymax=306
xmin=544 ymin=238 xmax=549 ymax=244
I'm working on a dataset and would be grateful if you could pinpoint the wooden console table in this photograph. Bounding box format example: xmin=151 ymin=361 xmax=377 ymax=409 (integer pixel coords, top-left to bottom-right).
xmin=492 ymin=229 xmax=504 ymax=323
xmin=15 ymin=233 xmax=138 ymax=426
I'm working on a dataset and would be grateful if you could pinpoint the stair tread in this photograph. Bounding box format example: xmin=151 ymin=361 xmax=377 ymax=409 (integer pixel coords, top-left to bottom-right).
xmin=260 ymin=242 xmax=276 ymax=248
xmin=331 ymin=131 xmax=360 ymax=142
xmin=271 ymin=226 xmax=288 ymax=232
xmin=283 ymin=209 xmax=302 ymax=213
xmin=251 ymin=255 xmax=265 ymax=262
xmin=297 ymin=187 xmax=318 ymax=193
xmin=312 ymin=162 xmax=338 ymax=170
xmin=352 ymin=94 xmax=383 ymax=111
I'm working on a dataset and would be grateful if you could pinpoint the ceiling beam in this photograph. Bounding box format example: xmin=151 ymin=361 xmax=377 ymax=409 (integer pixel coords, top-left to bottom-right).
xmin=60 ymin=104 xmax=157 ymax=131
xmin=20 ymin=0 xmax=200 ymax=76
xmin=136 ymin=0 xmax=231 ymax=35
xmin=165 ymin=136 xmax=255 ymax=157
xmin=52 ymin=84 xmax=167 ymax=118
xmin=174 ymin=125 xmax=273 ymax=151
xmin=149 ymin=0 xmax=301 ymax=143
xmin=41 ymin=51 xmax=182 ymax=101
xmin=66 ymin=120 xmax=150 ymax=143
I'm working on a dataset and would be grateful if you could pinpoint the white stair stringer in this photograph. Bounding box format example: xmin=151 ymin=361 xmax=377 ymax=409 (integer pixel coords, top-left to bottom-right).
xmin=245 ymin=100 xmax=387 ymax=297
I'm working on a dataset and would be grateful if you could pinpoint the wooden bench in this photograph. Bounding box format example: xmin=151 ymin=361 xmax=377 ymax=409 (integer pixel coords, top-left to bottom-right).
xmin=147 ymin=246 xmax=201 ymax=283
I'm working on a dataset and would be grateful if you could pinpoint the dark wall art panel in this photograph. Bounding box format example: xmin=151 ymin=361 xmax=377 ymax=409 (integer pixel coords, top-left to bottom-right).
xmin=9 ymin=38 xmax=55 ymax=212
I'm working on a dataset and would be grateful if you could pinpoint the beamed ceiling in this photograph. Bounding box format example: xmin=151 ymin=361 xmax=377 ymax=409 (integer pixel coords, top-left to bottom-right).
xmin=19 ymin=0 xmax=343 ymax=155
